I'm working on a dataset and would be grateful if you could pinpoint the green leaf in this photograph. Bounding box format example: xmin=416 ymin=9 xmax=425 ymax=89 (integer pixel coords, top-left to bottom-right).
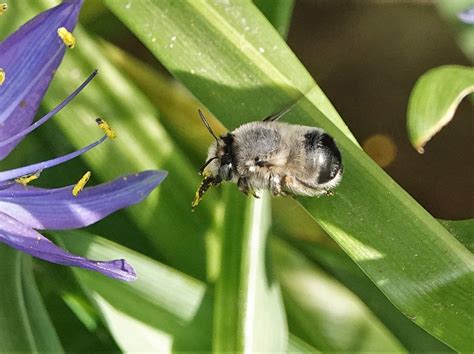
xmin=254 ymin=0 xmax=295 ymax=38
xmin=213 ymin=188 xmax=287 ymax=352
xmin=272 ymin=238 xmax=405 ymax=352
xmin=290 ymin=238 xmax=452 ymax=352
xmin=287 ymin=333 xmax=320 ymax=354
xmin=53 ymin=231 xmax=213 ymax=353
xmin=105 ymin=1 xmax=474 ymax=350
xmin=440 ymin=219 xmax=474 ymax=253
xmin=0 ymin=246 xmax=63 ymax=353
xmin=407 ymin=65 xmax=474 ymax=153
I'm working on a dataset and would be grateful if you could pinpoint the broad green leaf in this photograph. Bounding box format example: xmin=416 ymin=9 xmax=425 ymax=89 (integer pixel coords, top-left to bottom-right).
xmin=100 ymin=40 xmax=226 ymax=164
xmin=254 ymin=0 xmax=295 ymax=38
xmin=290 ymin=238 xmax=453 ymax=352
xmin=213 ymin=188 xmax=287 ymax=352
xmin=272 ymin=238 xmax=405 ymax=352
xmin=440 ymin=219 xmax=474 ymax=253
xmin=53 ymin=231 xmax=213 ymax=353
xmin=105 ymin=1 xmax=474 ymax=350
xmin=287 ymin=333 xmax=320 ymax=354
xmin=0 ymin=246 xmax=63 ymax=353
xmin=407 ymin=65 xmax=474 ymax=153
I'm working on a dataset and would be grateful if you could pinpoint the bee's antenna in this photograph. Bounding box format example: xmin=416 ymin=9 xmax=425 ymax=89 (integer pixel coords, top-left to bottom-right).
xmin=198 ymin=109 xmax=219 ymax=142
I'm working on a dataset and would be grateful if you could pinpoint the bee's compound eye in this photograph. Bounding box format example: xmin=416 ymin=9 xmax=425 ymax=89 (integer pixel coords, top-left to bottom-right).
xmin=219 ymin=163 xmax=233 ymax=181
xmin=316 ymin=133 xmax=343 ymax=184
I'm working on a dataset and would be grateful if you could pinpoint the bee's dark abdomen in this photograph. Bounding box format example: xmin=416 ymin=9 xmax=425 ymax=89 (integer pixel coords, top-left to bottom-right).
xmin=304 ymin=130 xmax=321 ymax=151
xmin=304 ymin=130 xmax=343 ymax=184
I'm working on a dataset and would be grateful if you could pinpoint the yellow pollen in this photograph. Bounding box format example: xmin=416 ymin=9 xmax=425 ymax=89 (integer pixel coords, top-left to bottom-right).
xmin=15 ymin=170 xmax=41 ymax=186
xmin=0 ymin=68 xmax=5 ymax=85
xmin=0 ymin=3 xmax=7 ymax=15
xmin=72 ymin=171 xmax=91 ymax=196
xmin=96 ymin=118 xmax=117 ymax=139
xmin=57 ymin=27 xmax=76 ymax=49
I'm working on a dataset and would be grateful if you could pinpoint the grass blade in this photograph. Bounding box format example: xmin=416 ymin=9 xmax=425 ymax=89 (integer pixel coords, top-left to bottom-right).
xmin=0 ymin=246 xmax=63 ymax=352
xmin=53 ymin=230 xmax=213 ymax=353
xmin=272 ymin=238 xmax=405 ymax=352
xmin=213 ymin=187 xmax=287 ymax=352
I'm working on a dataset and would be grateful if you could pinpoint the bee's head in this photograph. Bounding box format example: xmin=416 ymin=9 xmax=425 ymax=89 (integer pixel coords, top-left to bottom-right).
xmin=192 ymin=110 xmax=235 ymax=210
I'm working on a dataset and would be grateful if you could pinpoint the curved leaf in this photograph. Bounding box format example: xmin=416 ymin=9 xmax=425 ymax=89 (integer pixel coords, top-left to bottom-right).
xmin=105 ymin=1 xmax=474 ymax=350
xmin=213 ymin=188 xmax=287 ymax=352
xmin=272 ymin=238 xmax=404 ymax=352
xmin=407 ymin=65 xmax=474 ymax=153
xmin=289 ymin=238 xmax=452 ymax=352
xmin=0 ymin=246 xmax=63 ymax=353
xmin=53 ymin=230 xmax=212 ymax=353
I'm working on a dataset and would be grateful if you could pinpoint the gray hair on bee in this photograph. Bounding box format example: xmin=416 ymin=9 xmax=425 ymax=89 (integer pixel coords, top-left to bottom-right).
xmin=192 ymin=105 xmax=343 ymax=210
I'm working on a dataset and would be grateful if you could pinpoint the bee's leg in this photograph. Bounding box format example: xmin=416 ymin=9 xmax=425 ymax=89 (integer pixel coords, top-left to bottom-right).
xmin=238 ymin=177 xmax=261 ymax=198
xmin=238 ymin=177 xmax=252 ymax=196
xmin=269 ymin=175 xmax=283 ymax=196
xmin=281 ymin=175 xmax=293 ymax=191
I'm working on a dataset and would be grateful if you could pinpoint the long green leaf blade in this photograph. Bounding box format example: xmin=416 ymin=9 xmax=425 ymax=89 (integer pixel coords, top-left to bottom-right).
xmin=214 ymin=188 xmax=287 ymax=352
xmin=407 ymin=65 xmax=474 ymax=153
xmin=0 ymin=246 xmax=63 ymax=353
xmin=105 ymin=1 xmax=474 ymax=350
xmin=272 ymin=238 xmax=405 ymax=352
xmin=53 ymin=231 xmax=212 ymax=353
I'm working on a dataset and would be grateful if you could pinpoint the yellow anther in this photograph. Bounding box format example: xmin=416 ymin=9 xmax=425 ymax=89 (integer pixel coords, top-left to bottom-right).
xmin=0 ymin=3 xmax=7 ymax=15
xmin=72 ymin=171 xmax=91 ymax=196
xmin=0 ymin=68 xmax=5 ymax=85
xmin=15 ymin=170 xmax=42 ymax=186
xmin=96 ymin=118 xmax=117 ymax=139
xmin=57 ymin=27 xmax=76 ymax=49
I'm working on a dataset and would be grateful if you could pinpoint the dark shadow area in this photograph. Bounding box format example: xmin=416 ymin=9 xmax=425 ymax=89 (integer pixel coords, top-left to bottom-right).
xmin=288 ymin=0 xmax=473 ymax=219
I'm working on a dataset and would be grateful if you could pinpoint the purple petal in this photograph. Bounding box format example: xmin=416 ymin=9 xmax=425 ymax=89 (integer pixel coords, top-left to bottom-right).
xmin=0 ymin=170 xmax=167 ymax=229
xmin=0 ymin=135 xmax=107 ymax=183
xmin=0 ymin=70 xmax=98 ymax=148
xmin=0 ymin=211 xmax=136 ymax=281
xmin=458 ymin=6 xmax=474 ymax=24
xmin=0 ymin=0 xmax=84 ymax=159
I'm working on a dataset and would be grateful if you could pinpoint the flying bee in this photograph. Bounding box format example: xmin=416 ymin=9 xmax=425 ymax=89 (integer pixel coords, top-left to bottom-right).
xmin=192 ymin=107 xmax=343 ymax=210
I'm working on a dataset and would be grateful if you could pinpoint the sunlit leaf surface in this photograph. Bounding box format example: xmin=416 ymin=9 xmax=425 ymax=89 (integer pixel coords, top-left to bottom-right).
xmin=213 ymin=188 xmax=287 ymax=352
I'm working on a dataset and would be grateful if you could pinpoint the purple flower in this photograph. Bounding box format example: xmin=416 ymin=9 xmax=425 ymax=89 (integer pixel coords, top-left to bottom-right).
xmin=0 ymin=1 xmax=167 ymax=281
xmin=458 ymin=5 xmax=474 ymax=24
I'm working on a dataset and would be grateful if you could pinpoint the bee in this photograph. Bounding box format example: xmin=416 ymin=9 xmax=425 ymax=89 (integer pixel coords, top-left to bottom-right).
xmin=192 ymin=107 xmax=343 ymax=210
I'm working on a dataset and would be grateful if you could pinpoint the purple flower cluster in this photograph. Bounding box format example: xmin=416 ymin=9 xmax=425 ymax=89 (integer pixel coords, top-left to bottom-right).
xmin=0 ymin=0 xmax=166 ymax=281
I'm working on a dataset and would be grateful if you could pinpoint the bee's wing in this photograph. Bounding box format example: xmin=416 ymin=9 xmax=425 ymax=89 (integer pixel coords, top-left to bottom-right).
xmin=262 ymin=105 xmax=293 ymax=122
xmin=262 ymin=91 xmax=309 ymax=122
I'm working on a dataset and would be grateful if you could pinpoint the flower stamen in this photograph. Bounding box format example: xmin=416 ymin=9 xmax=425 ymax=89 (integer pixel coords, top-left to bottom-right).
xmin=0 ymin=3 xmax=7 ymax=15
xmin=0 ymin=135 xmax=107 ymax=183
xmin=15 ymin=170 xmax=42 ymax=186
xmin=0 ymin=70 xmax=98 ymax=148
xmin=57 ymin=27 xmax=76 ymax=49
xmin=0 ymin=68 xmax=5 ymax=85
xmin=96 ymin=118 xmax=117 ymax=139
xmin=72 ymin=171 xmax=91 ymax=196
